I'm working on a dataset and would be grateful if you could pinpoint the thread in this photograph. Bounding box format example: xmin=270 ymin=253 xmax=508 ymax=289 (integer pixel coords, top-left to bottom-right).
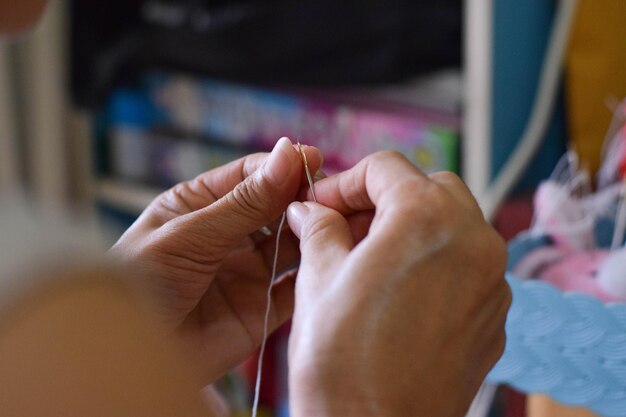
xmin=252 ymin=142 xmax=315 ymax=415
xmin=251 ymin=211 xmax=287 ymax=417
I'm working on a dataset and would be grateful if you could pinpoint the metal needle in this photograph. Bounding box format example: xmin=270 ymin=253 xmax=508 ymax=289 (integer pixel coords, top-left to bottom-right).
xmin=297 ymin=142 xmax=317 ymax=203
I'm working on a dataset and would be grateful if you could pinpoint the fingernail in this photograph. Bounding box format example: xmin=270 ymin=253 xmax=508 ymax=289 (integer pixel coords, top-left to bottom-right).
xmin=288 ymin=201 xmax=310 ymax=225
xmin=259 ymin=225 xmax=273 ymax=236
xmin=300 ymin=144 xmax=324 ymax=168
xmin=313 ymin=147 xmax=324 ymax=168
xmin=266 ymin=137 xmax=295 ymax=186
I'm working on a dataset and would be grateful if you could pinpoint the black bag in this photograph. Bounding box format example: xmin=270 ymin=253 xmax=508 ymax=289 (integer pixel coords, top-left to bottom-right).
xmin=70 ymin=0 xmax=461 ymax=107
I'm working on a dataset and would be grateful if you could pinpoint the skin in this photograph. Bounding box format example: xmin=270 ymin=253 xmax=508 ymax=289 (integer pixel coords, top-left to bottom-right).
xmin=0 ymin=141 xmax=510 ymax=417
xmin=287 ymin=152 xmax=510 ymax=417
xmin=1 ymin=3 xmax=511 ymax=415
xmin=109 ymin=138 xmax=324 ymax=382
xmin=0 ymin=0 xmax=47 ymax=34
xmin=109 ymin=144 xmax=510 ymax=417
xmin=0 ymin=269 xmax=212 ymax=417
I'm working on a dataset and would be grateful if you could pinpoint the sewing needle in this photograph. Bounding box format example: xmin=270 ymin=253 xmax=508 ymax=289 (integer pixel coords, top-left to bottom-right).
xmin=297 ymin=142 xmax=317 ymax=203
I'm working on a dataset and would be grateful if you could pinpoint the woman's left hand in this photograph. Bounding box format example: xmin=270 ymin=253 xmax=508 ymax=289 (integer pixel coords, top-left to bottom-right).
xmin=109 ymin=138 xmax=321 ymax=382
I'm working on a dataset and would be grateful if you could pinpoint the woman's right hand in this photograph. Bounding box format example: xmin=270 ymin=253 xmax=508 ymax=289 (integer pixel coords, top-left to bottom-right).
xmin=286 ymin=151 xmax=511 ymax=417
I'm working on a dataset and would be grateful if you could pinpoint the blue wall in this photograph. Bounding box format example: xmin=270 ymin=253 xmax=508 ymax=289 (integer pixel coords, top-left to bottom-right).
xmin=492 ymin=0 xmax=567 ymax=191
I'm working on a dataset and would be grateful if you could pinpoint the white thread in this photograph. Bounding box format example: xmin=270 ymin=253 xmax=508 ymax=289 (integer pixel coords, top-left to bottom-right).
xmin=251 ymin=211 xmax=287 ymax=417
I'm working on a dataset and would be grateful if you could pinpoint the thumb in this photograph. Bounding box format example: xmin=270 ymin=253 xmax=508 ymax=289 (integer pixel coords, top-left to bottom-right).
xmin=180 ymin=137 xmax=304 ymax=251
xmin=287 ymin=202 xmax=354 ymax=292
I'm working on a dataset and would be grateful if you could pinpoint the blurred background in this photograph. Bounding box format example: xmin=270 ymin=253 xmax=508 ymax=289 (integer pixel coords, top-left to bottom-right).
xmin=0 ymin=1 xmax=625 ymax=416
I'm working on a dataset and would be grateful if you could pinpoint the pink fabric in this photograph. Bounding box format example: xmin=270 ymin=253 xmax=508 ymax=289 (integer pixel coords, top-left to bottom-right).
xmin=539 ymin=250 xmax=618 ymax=302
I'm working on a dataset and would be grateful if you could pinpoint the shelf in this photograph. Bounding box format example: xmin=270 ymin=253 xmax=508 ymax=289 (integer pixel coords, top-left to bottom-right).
xmin=96 ymin=178 xmax=161 ymax=215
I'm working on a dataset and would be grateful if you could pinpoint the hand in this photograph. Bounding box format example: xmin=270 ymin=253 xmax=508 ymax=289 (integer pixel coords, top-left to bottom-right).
xmin=109 ymin=137 xmax=322 ymax=382
xmin=286 ymin=151 xmax=510 ymax=417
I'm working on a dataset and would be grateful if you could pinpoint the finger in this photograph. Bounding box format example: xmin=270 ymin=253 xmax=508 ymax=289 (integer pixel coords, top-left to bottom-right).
xmin=232 ymin=226 xmax=300 ymax=275
xmin=273 ymin=266 xmax=299 ymax=286
xmin=255 ymin=268 xmax=297 ymax=346
xmin=222 ymin=229 xmax=300 ymax=277
xmin=238 ymin=218 xmax=301 ymax=277
xmin=256 ymin=228 xmax=302 ymax=274
xmin=195 ymin=143 xmax=322 ymax=202
xmin=269 ymin=268 xmax=297 ymax=320
xmin=145 ymin=141 xmax=322 ymax=223
xmin=287 ymin=202 xmax=354 ymax=292
xmin=346 ymin=210 xmax=375 ymax=243
xmin=203 ymin=385 xmax=231 ymax=417
xmin=143 ymin=153 xmax=268 ymax=226
xmin=428 ymin=171 xmax=481 ymax=212
xmin=309 ymin=150 xmax=428 ymax=215
xmin=176 ymin=138 xmax=313 ymax=253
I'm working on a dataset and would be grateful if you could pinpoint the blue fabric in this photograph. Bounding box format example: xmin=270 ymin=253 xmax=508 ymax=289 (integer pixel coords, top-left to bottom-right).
xmin=490 ymin=236 xmax=626 ymax=416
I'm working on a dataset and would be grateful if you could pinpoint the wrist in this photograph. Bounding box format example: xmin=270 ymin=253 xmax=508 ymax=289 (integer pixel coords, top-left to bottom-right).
xmin=288 ymin=361 xmax=397 ymax=417
xmin=288 ymin=321 xmax=397 ymax=417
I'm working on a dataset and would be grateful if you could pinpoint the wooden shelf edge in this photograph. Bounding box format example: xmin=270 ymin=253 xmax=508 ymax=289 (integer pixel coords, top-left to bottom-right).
xmin=96 ymin=178 xmax=161 ymax=215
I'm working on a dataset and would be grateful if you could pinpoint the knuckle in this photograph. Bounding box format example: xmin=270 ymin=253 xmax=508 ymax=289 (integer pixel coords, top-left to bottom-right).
xmin=366 ymin=149 xmax=408 ymax=166
xmin=429 ymin=170 xmax=463 ymax=185
xmin=242 ymin=152 xmax=267 ymax=174
xmin=391 ymin=180 xmax=455 ymax=226
xmin=154 ymin=182 xmax=194 ymax=215
xmin=227 ymin=176 xmax=272 ymax=216
xmin=149 ymin=219 xmax=223 ymax=264
xmin=302 ymin=209 xmax=341 ymax=245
